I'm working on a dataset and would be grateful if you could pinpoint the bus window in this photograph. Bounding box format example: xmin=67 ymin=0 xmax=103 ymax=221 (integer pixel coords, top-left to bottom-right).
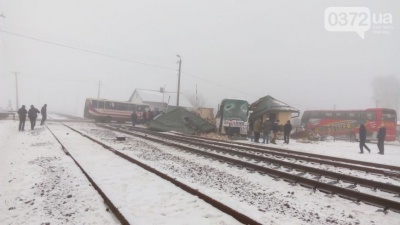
xmin=105 ymin=102 xmax=114 ymax=109
xmin=333 ymin=112 xmax=344 ymax=119
xmin=129 ymin=104 xmax=136 ymax=111
xmin=361 ymin=112 xmax=376 ymax=121
xmin=121 ymin=103 xmax=130 ymax=111
xmin=345 ymin=112 xmax=360 ymax=120
xmin=98 ymin=101 xmax=105 ymax=109
xmin=323 ymin=112 xmax=333 ymax=118
xmin=92 ymin=100 xmax=98 ymax=108
xmin=310 ymin=111 xmax=320 ymax=119
xmin=382 ymin=109 xmax=397 ymax=121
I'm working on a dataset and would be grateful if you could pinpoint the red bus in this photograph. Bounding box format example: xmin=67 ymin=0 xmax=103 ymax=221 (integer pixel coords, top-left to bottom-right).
xmin=301 ymin=108 xmax=397 ymax=142
xmin=84 ymin=98 xmax=149 ymax=123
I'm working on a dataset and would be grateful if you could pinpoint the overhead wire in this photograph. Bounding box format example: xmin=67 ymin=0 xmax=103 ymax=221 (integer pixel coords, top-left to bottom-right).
xmin=0 ymin=28 xmax=259 ymax=99
xmin=0 ymin=29 xmax=177 ymax=71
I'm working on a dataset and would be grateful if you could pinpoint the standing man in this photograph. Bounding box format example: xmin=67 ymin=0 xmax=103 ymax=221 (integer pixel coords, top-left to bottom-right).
xmin=131 ymin=110 xmax=137 ymax=127
xmin=283 ymin=120 xmax=293 ymax=144
xmin=40 ymin=104 xmax=47 ymax=125
xmin=359 ymin=122 xmax=371 ymax=154
xmin=262 ymin=118 xmax=272 ymax=144
xmin=253 ymin=118 xmax=262 ymax=143
xmin=28 ymin=105 xmax=40 ymax=130
xmin=271 ymin=120 xmax=280 ymax=144
xmin=17 ymin=105 xmax=27 ymax=131
xmin=377 ymin=123 xmax=386 ymax=155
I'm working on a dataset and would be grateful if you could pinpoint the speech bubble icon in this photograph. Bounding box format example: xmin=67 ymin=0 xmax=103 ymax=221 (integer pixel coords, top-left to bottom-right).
xmin=324 ymin=7 xmax=371 ymax=39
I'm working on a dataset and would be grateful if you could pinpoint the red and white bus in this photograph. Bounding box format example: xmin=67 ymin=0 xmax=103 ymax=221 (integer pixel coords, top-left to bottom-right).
xmin=301 ymin=108 xmax=397 ymax=142
xmin=84 ymin=98 xmax=149 ymax=123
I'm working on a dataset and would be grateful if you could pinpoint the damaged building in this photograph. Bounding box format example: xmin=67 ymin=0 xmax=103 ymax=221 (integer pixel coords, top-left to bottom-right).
xmin=249 ymin=95 xmax=300 ymax=125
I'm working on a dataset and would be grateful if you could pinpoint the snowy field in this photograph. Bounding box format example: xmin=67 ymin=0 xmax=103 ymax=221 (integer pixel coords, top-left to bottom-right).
xmin=1 ymin=119 xmax=400 ymax=225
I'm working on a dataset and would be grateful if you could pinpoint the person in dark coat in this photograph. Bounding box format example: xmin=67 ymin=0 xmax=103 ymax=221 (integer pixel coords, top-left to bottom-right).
xmin=377 ymin=124 xmax=386 ymax=155
xmin=358 ymin=123 xmax=371 ymax=154
xmin=262 ymin=118 xmax=272 ymax=144
xmin=271 ymin=120 xmax=280 ymax=144
xmin=131 ymin=110 xmax=137 ymax=126
xmin=283 ymin=120 xmax=293 ymax=144
xmin=28 ymin=105 xmax=40 ymax=130
xmin=253 ymin=118 xmax=262 ymax=143
xmin=40 ymin=104 xmax=47 ymax=125
xmin=17 ymin=105 xmax=28 ymax=131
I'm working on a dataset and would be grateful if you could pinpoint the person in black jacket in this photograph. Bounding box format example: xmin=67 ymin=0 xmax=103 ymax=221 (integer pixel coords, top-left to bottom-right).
xmin=262 ymin=118 xmax=272 ymax=144
xmin=40 ymin=104 xmax=47 ymax=125
xmin=17 ymin=105 xmax=27 ymax=131
xmin=131 ymin=110 xmax=137 ymax=126
xmin=283 ymin=120 xmax=292 ymax=144
xmin=271 ymin=120 xmax=280 ymax=144
xmin=377 ymin=124 xmax=386 ymax=155
xmin=358 ymin=123 xmax=371 ymax=153
xmin=28 ymin=105 xmax=40 ymax=130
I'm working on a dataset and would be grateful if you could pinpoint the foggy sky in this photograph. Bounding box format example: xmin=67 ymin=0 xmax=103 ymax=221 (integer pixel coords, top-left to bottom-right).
xmin=0 ymin=0 xmax=399 ymax=116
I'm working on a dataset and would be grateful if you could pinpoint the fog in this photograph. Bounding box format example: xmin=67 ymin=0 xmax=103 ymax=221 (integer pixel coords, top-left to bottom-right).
xmin=0 ymin=0 xmax=399 ymax=116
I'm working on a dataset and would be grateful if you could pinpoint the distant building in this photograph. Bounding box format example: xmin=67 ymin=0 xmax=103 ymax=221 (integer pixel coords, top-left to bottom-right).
xmin=249 ymin=95 xmax=300 ymax=125
xmin=128 ymin=89 xmax=193 ymax=112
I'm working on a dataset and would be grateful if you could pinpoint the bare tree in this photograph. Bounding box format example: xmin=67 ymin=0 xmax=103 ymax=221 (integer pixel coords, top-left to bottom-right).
xmin=372 ymin=75 xmax=400 ymax=111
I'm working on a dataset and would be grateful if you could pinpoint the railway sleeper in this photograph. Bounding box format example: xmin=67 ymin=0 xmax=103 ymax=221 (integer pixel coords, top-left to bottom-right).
xmin=268 ymin=174 xmax=281 ymax=179
xmin=337 ymin=194 xmax=358 ymax=202
xmin=328 ymin=180 xmax=340 ymax=185
xmin=318 ymin=189 xmax=334 ymax=195
xmin=282 ymin=177 xmax=298 ymax=184
xmin=257 ymin=171 xmax=267 ymax=176
xmin=285 ymin=168 xmax=293 ymax=172
xmin=311 ymin=175 xmax=322 ymax=180
xmin=358 ymin=183 xmax=375 ymax=189
xmin=296 ymin=172 xmax=307 ymax=177
xmin=378 ymin=188 xmax=400 ymax=195
xmin=246 ymin=168 xmax=255 ymax=173
xmin=345 ymin=184 xmax=358 ymax=189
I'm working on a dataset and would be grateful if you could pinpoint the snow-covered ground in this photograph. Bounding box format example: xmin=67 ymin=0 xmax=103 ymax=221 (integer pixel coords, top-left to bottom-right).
xmin=241 ymin=138 xmax=400 ymax=167
xmin=1 ymin=119 xmax=400 ymax=225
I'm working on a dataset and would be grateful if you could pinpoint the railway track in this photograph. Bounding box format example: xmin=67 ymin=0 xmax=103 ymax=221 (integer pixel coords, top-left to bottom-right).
xmin=114 ymin=125 xmax=400 ymax=178
xmin=46 ymin=122 xmax=261 ymax=225
xmin=96 ymin=123 xmax=400 ymax=213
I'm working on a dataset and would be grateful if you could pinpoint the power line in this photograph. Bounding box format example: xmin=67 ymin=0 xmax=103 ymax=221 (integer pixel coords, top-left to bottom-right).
xmin=0 ymin=29 xmax=259 ymax=98
xmin=182 ymin=71 xmax=259 ymax=97
xmin=0 ymin=29 xmax=177 ymax=71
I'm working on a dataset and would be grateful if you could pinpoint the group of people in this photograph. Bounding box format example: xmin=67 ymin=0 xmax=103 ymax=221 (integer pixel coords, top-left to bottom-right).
xmin=130 ymin=109 xmax=162 ymax=126
xmin=250 ymin=118 xmax=293 ymax=144
xmin=17 ymin=104 xmax=47 ymax=131
xmin=251 ymin=118 xmax=388 ymax=155
xmin=359 ymin=122 xmax=386 ymax=155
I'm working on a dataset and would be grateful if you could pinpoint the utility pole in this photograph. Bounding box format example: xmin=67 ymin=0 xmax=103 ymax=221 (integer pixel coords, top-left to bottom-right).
xmin=196 ymin=84 xmax=198 ymax=109
xmin=176 ymin=55 xmax=182 ymax=107
xmin=14 ymin=72 xmax=19 ymax=110
xmin=97 ymin=81 xmax=102 ymax=99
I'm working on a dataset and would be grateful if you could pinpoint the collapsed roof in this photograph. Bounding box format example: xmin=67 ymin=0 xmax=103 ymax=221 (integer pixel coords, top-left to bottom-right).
xmin=148 ymin=107 xmax=215 ymax=135
xmin=249 ymin=95 xmax=300 ymax=120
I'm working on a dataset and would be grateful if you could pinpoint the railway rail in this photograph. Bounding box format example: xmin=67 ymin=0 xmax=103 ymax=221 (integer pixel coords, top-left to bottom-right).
xmin=47 ymin=122 xmax=262 ymax=225
xmin=96 ymin=123 xmax=400 ymax=213
xmin=112 ymin=124 xmax=400 ymax=179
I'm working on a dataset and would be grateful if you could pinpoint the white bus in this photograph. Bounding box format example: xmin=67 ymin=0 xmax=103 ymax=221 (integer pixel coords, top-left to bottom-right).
xmin=84 ymin=98 xmax=149 ymax=123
